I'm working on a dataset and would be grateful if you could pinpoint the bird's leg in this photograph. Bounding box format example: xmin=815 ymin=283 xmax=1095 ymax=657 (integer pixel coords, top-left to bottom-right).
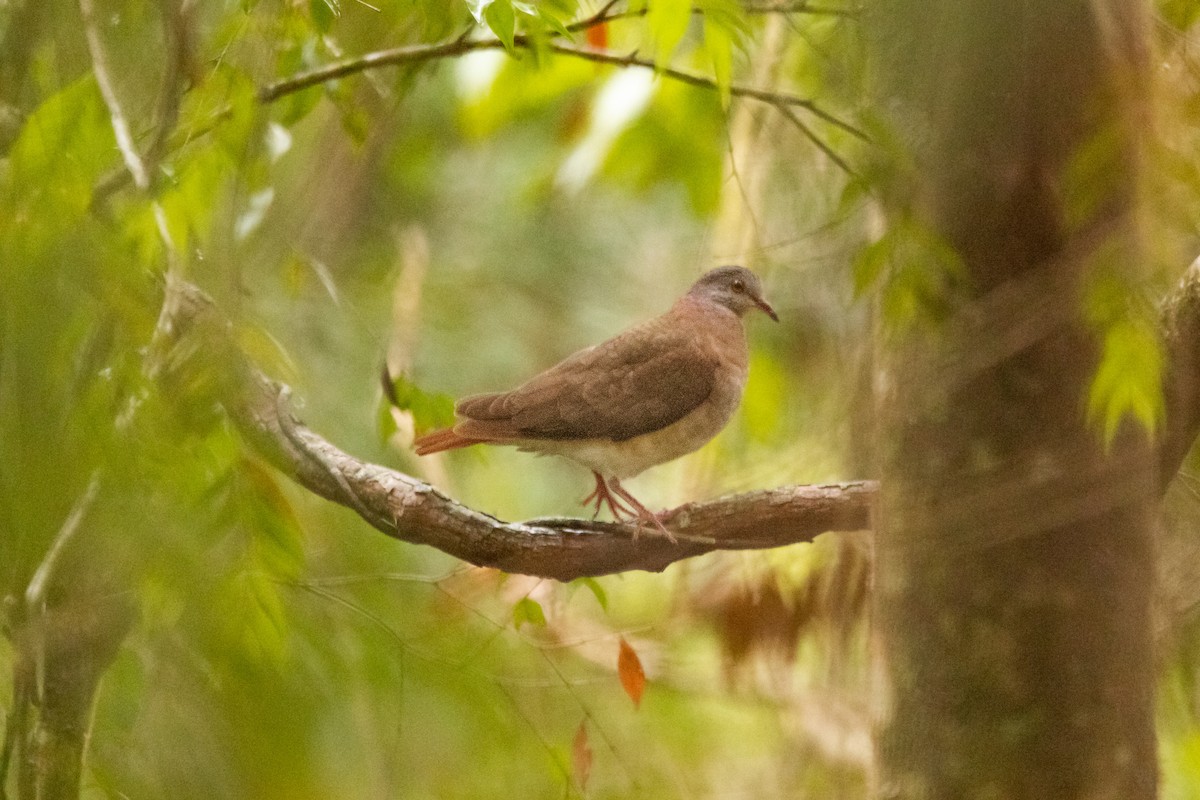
xmin=580 ymin=472 xmax=605 ymax=515
xmin=581 ymin=472 xmax=635 ymax=520
xmin=608 ymin=479 xmax=677 ymax=544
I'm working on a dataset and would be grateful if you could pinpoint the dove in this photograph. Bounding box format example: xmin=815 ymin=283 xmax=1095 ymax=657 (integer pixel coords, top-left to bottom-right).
xmin=414 ymin=266 xmax=777 ymax=540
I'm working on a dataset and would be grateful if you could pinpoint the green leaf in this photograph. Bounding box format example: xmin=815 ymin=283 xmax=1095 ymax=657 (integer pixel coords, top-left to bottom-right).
xmin=703 ymin=18 xmax=733 ymax=108
xmin=484 ymin=0 xmax=517 ymax=54
xmin=229 ymin=458 xmax=306 ymax=579
xmin=866 ymin=216 xmax=966 ymax=332
xmin=310 ymin=0 xmax=339 ymax=31
xmin=230 ymin=570 xmax=291 ymax=667
xmin=2 ymin=76 xmax=113 ymax=225
xmin=576 ymin=577 xmax=608 ymax=611
xmin=512 ymin=597 xmax=547 ymax=628
xmin=647 ymin=0 xmax=692 ymax=67
xmin=1086 ymin=317 xmax=1164 ymax=446
xmin=538 ymin=7 xmax=572 ymax=38
xmin=383 ymin=372 xmax=456 ymax=435
xmin=1083 ymin=256 xmax=1165 ymax=447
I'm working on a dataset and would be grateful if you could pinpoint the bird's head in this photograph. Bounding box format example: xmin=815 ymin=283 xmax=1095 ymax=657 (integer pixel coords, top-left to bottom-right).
xmin=689 ymin=266 xmax=778 ymax=322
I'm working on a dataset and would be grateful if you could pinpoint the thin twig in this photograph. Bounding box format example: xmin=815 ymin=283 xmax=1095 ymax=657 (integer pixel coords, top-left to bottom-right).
xmin=25 ymin=474 xmax=102 ymax=613
xmin=565 ymin=0 xmax=624 ymax=33
xmin=82 ymin=0 xmax=182 ymax=258
xmin=88 ymin=4 xmax=864 ymax=201
xmin=258 ymin=35 xmax=864 ymax=143
xmin=146 ymin=0 xmax=189 ymax=165
xmin=79 ymin=0 xmax=150 ymax=190
xmin=257 ymin=37 xmax=484 ymax=102
xmin=743 ymin=1 xmax=860 ymax=17
xmin=566 ymin=0 xmax=860 ymax=32
xmin=774 ymin=101 xmax=855 ymax=174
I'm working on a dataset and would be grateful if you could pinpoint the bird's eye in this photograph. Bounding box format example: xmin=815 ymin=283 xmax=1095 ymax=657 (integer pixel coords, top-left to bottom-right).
xmin=731 ymin=280 xmax=745 ymax=293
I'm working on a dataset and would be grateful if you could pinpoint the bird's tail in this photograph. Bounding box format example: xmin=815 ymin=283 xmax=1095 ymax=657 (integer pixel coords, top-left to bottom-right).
xmin=413 ymin=428 xmax=487 ymax=456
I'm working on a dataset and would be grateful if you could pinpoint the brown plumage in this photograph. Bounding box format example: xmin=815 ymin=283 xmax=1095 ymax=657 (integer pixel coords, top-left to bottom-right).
xmin=414 ymin=266 xmax=777 ymax=540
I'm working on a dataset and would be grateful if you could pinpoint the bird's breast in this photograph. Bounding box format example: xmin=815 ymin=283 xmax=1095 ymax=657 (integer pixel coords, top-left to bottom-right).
xmin=531 ymin=355 xmax=748 ymax=479
xmin=518 ymin=304 xmax=751 ymax=479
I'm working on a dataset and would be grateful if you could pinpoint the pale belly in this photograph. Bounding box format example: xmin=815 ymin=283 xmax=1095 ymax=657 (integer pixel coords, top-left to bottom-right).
xmin=521 ymin=368 xmax=747 ymax=479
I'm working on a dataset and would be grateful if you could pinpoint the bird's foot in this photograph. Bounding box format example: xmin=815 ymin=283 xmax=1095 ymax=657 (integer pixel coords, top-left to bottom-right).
xmin=581 ymin=472 xmax=635 ymax=520
xmin=608 ymin=478 xmax=677 ymax=544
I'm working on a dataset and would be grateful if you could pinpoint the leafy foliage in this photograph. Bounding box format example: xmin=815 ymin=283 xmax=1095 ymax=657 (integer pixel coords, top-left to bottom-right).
xmin=1 ymin=0 xmax=1199 ymax=798
xmin=851 ymin=214 xmax=966 ymax=332
xmin=381 ymin=370 xmax=456 ymax=437
xmin=1085 ymin=266 xmax=1166 ymax=445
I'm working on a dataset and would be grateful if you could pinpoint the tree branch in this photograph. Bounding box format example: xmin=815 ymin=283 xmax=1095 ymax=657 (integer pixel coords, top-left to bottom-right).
xmin=256 ymin=35 xmax=865 ymax=141
xmin=773 ymin=101 xmax=855 ymax=174
xmin=150 ymin=239 xmax=1200 ymax=582
xmin=92 ymin=5 xmax=863 ymax=201
xmin=159 ymin=277 xmax=874 ymax=582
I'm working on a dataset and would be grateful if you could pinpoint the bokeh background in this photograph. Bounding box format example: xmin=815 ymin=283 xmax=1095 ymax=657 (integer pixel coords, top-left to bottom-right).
xmin=1 ymin=0 xmax=1199 ymax=797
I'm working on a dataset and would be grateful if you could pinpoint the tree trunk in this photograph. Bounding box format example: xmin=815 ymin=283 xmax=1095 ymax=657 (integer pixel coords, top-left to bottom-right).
xmin=868 ymin=2 xmax=1159 ymax=798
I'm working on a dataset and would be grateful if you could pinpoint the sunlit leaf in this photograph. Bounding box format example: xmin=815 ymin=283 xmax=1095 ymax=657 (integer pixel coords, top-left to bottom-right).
xmin=1084 ymin=258 xmax=1165 ymax=447
xmin=484 ymin=0 xmax=517 ymax=53
xmin=466 ymin=0 xmax=491 ymax=23
xmin=2 ymin=76 xmax=113 ymax=226
xmin=1086 ymin=317 xmax=1164 ymax=446
xmin=383 ymin=371 xmax=456 ymax=435
xmin=227 ymin=570 xmax=292 ymax=667
xmin=228 ymin=458 xmax=306 ymax=579
xmin=538 ymin=7 xmax=573 ymax=39
xmin=647 ymin=0 xmax=692 ymax=68
xmin=576 ymin=576 xmax=608 ymax=611
xmin=703 ymin=18 xmax=732 ymax=108
xmin=617 ymin=637 xmax=646 ymax=707
xmin=865 ymin=216 xmax=966 ymax=332
xmin=512 ymin=597 xmax=547 ymax=628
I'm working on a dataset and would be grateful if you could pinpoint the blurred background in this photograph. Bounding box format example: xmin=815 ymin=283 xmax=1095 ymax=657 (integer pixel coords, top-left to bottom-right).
xmin=0 ymin=0 xmax=1198 ymax=797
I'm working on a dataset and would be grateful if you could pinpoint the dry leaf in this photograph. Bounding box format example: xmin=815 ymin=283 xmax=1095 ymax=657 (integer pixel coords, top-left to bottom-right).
xmin=572 ymin=721 xmax=592 ymax=790
xmin=617 ymin=637 xmax=646 ymax=708
xmin=586 ymin=20 xmax=607 ymax=50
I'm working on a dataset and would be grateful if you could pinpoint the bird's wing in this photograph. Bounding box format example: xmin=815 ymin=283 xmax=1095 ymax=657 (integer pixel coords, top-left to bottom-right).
xmin=455 ymin=317 xmax=718 ymax=442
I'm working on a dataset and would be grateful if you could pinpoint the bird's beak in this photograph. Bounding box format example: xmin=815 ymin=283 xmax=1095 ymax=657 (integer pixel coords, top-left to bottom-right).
xmin=755 ymin=296 xmax=779 ymax=322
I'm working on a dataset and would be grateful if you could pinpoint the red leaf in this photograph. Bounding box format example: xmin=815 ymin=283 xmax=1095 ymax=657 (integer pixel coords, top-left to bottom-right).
xmin=572 ymin=721 xmax=593 ymax=790
xmin=586 ymin=21 xmax=608 ymax=50
xmin=617 ymin=637 xmax=645 ymax=708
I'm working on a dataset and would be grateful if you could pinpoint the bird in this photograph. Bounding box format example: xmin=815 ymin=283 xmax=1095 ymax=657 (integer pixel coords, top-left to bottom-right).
xmin=413 ymin=266 xmax=777 ymax=541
